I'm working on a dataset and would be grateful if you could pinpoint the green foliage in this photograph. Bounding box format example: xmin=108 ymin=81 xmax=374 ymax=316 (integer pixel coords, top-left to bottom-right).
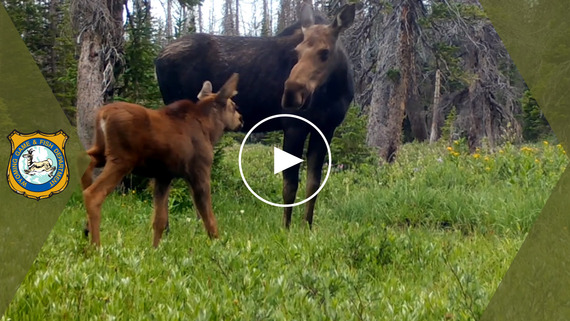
xmin=117 ymin=2 xmax=163 ymax=108
xmin=427 ymin=2 xmax=486 ymax=22
xmin=520 ymin=90 xmax=552 ymax=141
xmin=3 ymin=0 xmax=78 ymax=120
xmin=331 ymin=105 xmax=378 ymax=170
xmin=441 ymin=106 xmax=457 ymax=143
xmin=260 ymin=131 xmax=283 ymax=146
xmin=433 ymin=43 xmax=468 ymax=92
xmin=386 ymin=68 xmax=400 ymax=83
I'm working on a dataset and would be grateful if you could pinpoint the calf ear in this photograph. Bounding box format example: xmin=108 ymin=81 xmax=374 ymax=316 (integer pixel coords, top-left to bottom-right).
xmin=300 ymin=2 xmax=314 ymax=30
xmin=216 ymin=73 xmax=239 ymax=104
xmin=198 ymin=81 xmax=213 ymax=100
xmin=331 ymin=3 xmax=356 ymax=35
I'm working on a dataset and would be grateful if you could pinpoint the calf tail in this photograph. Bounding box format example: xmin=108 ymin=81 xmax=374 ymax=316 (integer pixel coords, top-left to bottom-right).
xmin=81 ymin=111 xmax=107 ymax=190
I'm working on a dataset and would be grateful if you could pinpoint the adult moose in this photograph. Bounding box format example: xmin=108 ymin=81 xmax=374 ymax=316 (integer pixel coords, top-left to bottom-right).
xmin=155 ymin=3 xmax=355 ymax=228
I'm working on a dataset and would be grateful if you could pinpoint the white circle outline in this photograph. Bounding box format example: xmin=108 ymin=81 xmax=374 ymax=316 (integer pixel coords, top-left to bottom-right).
xmin=238 ymin=114 xmax=332 ymax=208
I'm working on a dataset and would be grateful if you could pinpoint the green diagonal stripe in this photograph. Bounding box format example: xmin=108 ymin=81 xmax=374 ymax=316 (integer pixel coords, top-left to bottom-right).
xmin=479 ymin=0 xmax=570 ymax=320
xmin=0 ymin=4 xmax=87 ymax=315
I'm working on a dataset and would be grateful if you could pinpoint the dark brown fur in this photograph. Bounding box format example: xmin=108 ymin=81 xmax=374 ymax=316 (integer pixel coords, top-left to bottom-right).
xmin=155 ymin=4 xmax=356 ymax=229
xmin=81 ymin=74 xmax=243 ymax=247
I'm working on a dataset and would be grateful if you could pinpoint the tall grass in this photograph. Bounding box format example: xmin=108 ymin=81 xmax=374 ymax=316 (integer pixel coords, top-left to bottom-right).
xmin=2 ymin=139 xmax=567 ymax=321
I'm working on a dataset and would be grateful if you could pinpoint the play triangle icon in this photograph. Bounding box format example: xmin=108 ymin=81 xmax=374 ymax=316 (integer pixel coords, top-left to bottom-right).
xmin=273 ymin=147 xmax=304 ymax=175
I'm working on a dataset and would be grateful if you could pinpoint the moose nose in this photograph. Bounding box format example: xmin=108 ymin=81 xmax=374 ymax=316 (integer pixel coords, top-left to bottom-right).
xmin=281 ymin=81 xmax=307 ymax=109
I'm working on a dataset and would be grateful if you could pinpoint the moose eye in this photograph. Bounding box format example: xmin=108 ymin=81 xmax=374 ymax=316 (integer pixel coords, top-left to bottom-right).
xmin=318 ymin=49 xmax=330 ymax=62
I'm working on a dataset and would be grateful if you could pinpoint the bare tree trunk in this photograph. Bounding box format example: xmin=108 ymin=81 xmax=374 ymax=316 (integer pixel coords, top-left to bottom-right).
xmin=166 ymin=0 xmax=172 ymax=39
xmin=48 ymin=0 xmax=58 ymax=78
xmin=365 ymin=1 xmax=422 ymax=162
xmin=277 ymin=0 xmax=293 ymax=32
xmin=430 ymin=69 xmax=442 ymax=143
xmin=209 ymin=0 xmax=215 ymax=33
xmin=261 ymin=0 xmax=270 ymax=36
xmin=223 ymin=0 xmax=236 ymax=35
xmin=72 ymin=0 xmax=125 ymax=149
xmin=198 ymin=4 xmax=203 ymax=33
xmin=235 ymin=0 xmax=240 ymax=35
xmin=76 ymin=32 xmax=104 ymax=149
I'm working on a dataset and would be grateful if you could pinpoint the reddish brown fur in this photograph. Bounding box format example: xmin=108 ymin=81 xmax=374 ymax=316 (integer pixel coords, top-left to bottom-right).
xmin=81 ymin=74 xmax=242 ymax=247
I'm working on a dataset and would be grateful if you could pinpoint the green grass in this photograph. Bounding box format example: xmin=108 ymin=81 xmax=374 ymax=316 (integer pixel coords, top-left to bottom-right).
xmin=2 ymin=140 xmax=567 ymax=321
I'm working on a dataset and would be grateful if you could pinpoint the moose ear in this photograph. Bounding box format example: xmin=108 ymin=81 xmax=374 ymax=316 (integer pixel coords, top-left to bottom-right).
xmin=215 ymin=73 xmax=239 ymax=104
xmin=331 ymin=3 xmax=356 ymax=35
xmin=197 ymin=81 xmax=213 ymax=100
xmin=300 ymin=2 xmax=314 ymax=30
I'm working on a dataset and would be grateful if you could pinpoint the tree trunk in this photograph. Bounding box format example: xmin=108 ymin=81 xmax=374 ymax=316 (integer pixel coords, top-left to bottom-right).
xmin=72 ymin=0 xmax=125 ymax=149
xmin=430 ymin=69 xmax=442 ymax=143
xmin=261 ymin=0 xmax=270 ymax=36
xmin=365 ymin=1 xmax=423 ymax=162
xmin=198 ymin=4 xmax=203 ymax=33
xmin=48 ymin=0 xmax=58 ymax=79
xmin=76 ymin=31 xmax=104 ymax=149
xmin=166 ymin=0 xmax=173 ymax=39
xmin=235 ymin=0 xmax=240 ymax=35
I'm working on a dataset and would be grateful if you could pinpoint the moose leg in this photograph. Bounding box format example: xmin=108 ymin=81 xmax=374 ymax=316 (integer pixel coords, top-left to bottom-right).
xmin=81 ymin=158 xmax=97 ymax=237
xmin=152 ymin=178 xmax=172 ymax=248
xmin=304 ymin=130 xmax=333 ymax=228
xmin=282 ymin=128 xmax=309 ymax=228
xmin=83 ymin=162 xmax=130 ymax=246
xmin=187 ymin=168 xmax=219 ymax=239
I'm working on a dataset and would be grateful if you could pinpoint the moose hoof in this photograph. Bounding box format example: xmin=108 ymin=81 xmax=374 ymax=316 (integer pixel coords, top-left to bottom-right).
xmin=83 ymin=221 xmax=90 ymax=238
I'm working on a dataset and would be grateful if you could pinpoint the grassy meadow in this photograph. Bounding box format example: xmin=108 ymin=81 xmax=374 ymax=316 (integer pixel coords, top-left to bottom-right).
xmin=2 ymin=138 xmax=568 ymax=321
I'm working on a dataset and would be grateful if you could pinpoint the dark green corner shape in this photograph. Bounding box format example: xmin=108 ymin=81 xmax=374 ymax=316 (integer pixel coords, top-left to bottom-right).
xmin=479 ymin=0 xmax=570 ymax=320
xmin=0 ymin=5 xmax=87 ymax=316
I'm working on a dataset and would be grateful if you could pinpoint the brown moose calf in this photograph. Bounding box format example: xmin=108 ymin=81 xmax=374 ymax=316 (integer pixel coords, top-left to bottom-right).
xmin=81 ymin=73 xmax=243 ymax=247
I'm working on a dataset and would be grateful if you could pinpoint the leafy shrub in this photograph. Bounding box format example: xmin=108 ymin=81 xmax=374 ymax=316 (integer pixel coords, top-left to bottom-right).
xmin=331 ymin=105 xmax=378 ymax=170
xmin=521 ymin=90 xmax=552 ymax=141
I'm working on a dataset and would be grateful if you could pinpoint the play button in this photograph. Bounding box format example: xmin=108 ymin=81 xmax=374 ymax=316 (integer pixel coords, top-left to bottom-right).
xmin=273 ymin=147 xmax=303 ymax=175
xmin=238 ymin=114 xmax=332 ymax=208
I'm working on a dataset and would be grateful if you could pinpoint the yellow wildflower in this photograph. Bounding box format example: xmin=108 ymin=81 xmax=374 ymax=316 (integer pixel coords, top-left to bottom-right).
xmin=473 ymin=153 xmax=481 ymax=159
xmin=452 ymin=151 xmax=460 ymax=157
xmin=543 ymin=141 xmax=549 ymax=145
xmin=447 ymin=146 xmax=453 ymax=151
xmin=454 ymin=140 xmax=459 ymax=145
xmin=484 ymin=156 xmax=490 ymax=162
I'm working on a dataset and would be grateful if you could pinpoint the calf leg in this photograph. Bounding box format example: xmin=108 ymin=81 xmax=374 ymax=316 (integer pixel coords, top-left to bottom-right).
xmin=303 ymin=130 xmax=333 ymax=228
xmin=282 ymin=128 xmax=309 ymax=228
xmin=152 ymin=178 xmax=172 ymax=248
xmin=187 ymin=168 xmax=218 ymax=239
xmin=81 ymin=151 xmax=106 ymax=237
xmin=83 ymin=162 xmax=130 ymax=246
xmin=81 ymin=159 xmax=96 ymax=238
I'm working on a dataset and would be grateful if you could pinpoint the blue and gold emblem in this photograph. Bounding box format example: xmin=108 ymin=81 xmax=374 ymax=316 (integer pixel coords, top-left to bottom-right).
xmin=6 ymin=130 xmax=69 ymax=200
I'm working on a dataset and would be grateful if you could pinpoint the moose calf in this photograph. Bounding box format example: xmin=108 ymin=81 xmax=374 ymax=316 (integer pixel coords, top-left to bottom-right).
xmin=81 ymin=73 xmax=243 ymax=247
